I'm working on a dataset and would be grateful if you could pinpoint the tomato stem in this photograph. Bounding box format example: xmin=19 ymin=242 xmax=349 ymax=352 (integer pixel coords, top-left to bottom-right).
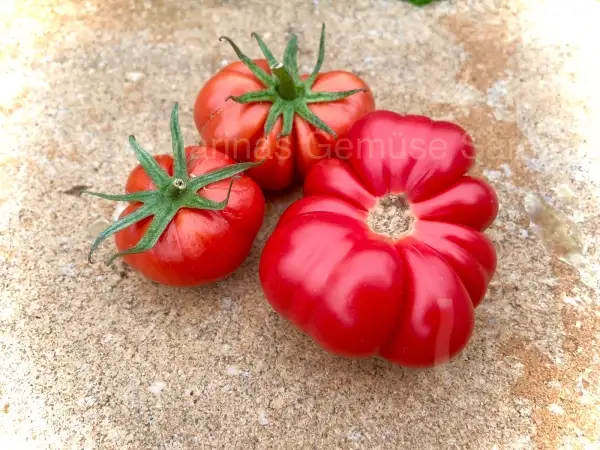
xmin=271 ymin=63 xmax=297 ymax=100
xmin=165 ymin=178 xmax=187 ymax=198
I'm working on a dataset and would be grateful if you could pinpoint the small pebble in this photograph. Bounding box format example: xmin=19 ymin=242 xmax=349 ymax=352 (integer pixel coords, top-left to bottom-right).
xmin=270 ymin=396 xmax=285 ymax=410
xmin=112 ymin=202 xmax=128 ymax=221
xmin=88 ymin=219 xmax=110 ymax=237
xmin=59 ymin=264 xmax=77 ymax=277
xmin=125 ymin=71 xmax=144 ymax=82
xmin=220 ymin=297 xmax=232 ymax=310
xmin=258 ymin=412 xmax=269 ymax=426
xmin=500 ymin=163 xmax=513 ymax=177
xmin=78 ymin=396 xmax=97 ymax=407
xmin=347 ymin=430 xmax=362 ymax=442
xmin=547 ymin=403 xmax=564 ymax=415
xmin=226 ymin=366 xmax=240 ymax=376
xmin=148 ymin=381 xmax=166 ymax=395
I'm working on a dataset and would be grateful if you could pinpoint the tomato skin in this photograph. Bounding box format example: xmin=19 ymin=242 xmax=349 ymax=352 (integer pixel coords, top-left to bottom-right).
xmin=261 ymin=212 xmax=405 ymax=356
xmin=115 ymin=147 xmax=265 ymax=287
xmin=259 ymin=110 xmax=498 ymax=367
xmin=194 ymin=60 xmax=375 ymax=191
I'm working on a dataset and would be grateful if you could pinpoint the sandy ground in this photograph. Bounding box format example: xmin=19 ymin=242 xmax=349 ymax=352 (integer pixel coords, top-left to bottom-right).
xmin=1 ymin=0 xmax=600 ymax=448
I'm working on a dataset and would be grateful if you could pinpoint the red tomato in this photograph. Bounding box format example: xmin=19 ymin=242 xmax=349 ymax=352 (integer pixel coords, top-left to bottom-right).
xmin=194 ymin=25 xmax=375 ymax=191
xmin=87 ymin=104 xmax=264 ymax=287
xmin=116 ymin=146 xmax=264 ymax=286
xmin=259 ymin=110 xmax=498 ymax=367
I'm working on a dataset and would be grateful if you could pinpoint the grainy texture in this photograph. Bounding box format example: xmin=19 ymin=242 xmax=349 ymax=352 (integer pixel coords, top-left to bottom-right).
xmin=367 ymin=195 xmax=413 ymax=239
xmin=1 ymin=0 xmax=600 ymax=449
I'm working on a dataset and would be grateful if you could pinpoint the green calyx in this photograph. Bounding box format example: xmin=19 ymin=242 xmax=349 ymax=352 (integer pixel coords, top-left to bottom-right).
xmin=220 ymin=24 xmax=366 ymax=138
xmin=84 ymin=103 xmax=261 ymax=265
xmin=406 ymin=0 xmax=436 ymax=5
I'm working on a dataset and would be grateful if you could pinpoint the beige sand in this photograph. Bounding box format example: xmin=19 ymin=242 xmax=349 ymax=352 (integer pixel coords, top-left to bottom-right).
xmin=1 ymin=1 xmax=599 ymax=448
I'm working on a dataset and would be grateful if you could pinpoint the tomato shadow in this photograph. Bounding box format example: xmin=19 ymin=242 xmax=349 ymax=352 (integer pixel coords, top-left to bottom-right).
xmin=262 ymin=313 xmax=503 ymax=419
xmin=262 ymin=182 xmax=302 ymax=203
xmin=269 ymin=314 xmax=478 ymax=378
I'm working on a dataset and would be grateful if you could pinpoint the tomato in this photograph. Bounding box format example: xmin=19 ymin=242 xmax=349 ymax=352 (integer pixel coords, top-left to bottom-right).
xmin=86 ymin=104 xmax=265 ymax=287
xmin=194 ymin=25 xmax=375 ymax=191
xmin=259 ymin=110 xmax=498 ymax=367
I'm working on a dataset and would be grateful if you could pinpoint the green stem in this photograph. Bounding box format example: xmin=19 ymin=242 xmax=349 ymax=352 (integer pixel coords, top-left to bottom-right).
xmin=271 ymin=63 xmax=297 ymax=100
xmin=165 ymin=178 xmax=187 ymax=198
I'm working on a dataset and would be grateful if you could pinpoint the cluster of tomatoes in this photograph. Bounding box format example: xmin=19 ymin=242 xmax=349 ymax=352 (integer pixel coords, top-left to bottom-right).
xmin=87 ymin=26 xmax=498 ymax=368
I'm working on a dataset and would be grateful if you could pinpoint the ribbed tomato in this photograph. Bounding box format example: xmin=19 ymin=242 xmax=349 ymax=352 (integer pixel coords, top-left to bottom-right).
xmin=259 ymin=110 xmax=498 ymax=367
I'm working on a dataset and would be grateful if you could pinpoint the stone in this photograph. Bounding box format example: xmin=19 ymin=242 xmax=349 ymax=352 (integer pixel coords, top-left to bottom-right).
xmin=1 ymin=1 xmax=599 ymax=449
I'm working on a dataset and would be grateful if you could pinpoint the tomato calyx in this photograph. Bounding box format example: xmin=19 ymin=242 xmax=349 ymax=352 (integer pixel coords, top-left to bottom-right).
xmin=219 ymin=24 xmax=366 ymax=138
xmin=84 ymin=103 xmax=261 ymax=264
xmin=366 ymin=194 xmax=415 ymax=240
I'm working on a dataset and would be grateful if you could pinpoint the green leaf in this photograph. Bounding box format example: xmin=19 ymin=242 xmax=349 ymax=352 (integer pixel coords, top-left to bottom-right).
xmin=295 ymin=102 xmax=336 ymax=138
xmin=283 ymin=34 xmax=301 ymax=84
xmin=82 ymin=190 xmax=159 ymax=203
xmin=228 ymin=90 xmax=276 ymax=104
xmin=107 ymin=204 xmax=178 ymax=264
xmin=185 ymin=179 xmax=235 ymax=211
xmin=263 ymin=100 xmax=285 ymax=135
xmin=128 ymin=135 xmax=170 ymax=189
xmin=251 ymin=32 xmax=278 ymax=67
xmin=170 ymin=103 xmax=188 ymax=181
xmin=305 ymin=24 xmax=326 ymax=88
xmin=189 ymin=160 xmax=263 ymax=191
xmin=219 ymin=36 xmax=273 ymax=88
xmin=280 ymin=104 xmax=295 ymax=137
xmin=406 ymin=0 xmax=436 ymax=5
xmin=305 ymin=88 xmax=366 ymax=104
xmin=88 ymin=202 xmax=156 ymax=263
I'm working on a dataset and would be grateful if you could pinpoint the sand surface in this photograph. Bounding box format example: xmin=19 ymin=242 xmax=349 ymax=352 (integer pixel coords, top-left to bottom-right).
xmin=1 ymin=1 xmax=599 ymax=448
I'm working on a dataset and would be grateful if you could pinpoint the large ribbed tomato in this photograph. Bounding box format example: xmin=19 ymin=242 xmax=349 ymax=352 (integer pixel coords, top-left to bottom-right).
xmin=194 ymin=25 xmax=374 ymax=191
xmin=259 ymin=110 xmax=498 ymax=367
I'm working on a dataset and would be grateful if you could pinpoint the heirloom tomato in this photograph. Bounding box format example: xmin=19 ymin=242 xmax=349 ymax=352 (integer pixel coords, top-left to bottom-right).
xmin=260 ymin=110 xmax=498 ymax=367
